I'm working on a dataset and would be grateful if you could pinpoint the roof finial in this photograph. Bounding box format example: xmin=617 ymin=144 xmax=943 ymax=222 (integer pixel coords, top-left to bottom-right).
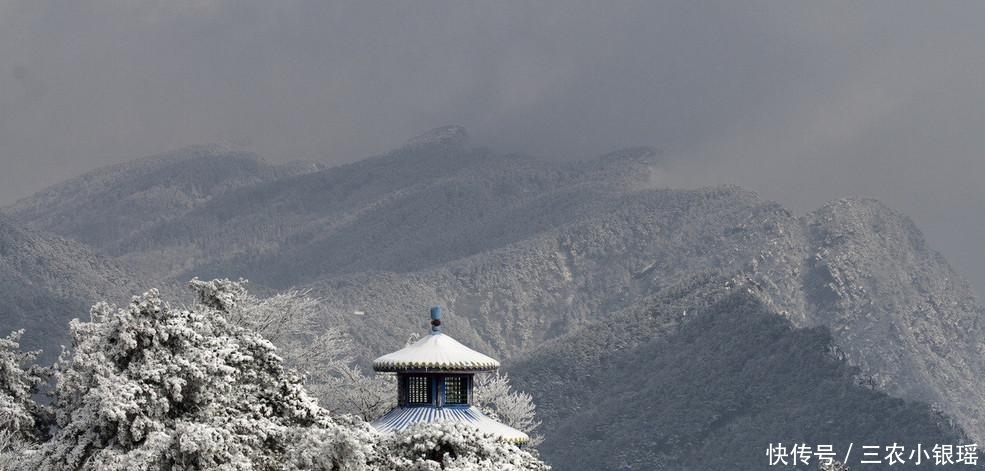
xmin=430 ymin=306 xmax=442 ymax=334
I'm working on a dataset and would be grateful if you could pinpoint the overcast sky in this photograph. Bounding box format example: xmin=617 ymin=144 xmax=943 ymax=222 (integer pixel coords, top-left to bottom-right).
xmin=1 ymin=1 xmax=984 ymax=296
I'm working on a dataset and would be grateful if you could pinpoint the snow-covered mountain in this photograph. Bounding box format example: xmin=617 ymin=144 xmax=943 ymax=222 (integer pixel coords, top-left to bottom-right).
xmin=6 ymin=145 xmax=321 ymax=278
xmin=513 ymin=285 xmax=965 ymax=470
xmin=5 ymin=127 xmax=983 ymax=470
xmin=0 ymin=214 xmax=136 ymax=361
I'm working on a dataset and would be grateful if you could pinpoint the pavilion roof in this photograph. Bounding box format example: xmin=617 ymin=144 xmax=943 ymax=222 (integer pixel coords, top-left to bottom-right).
xmin=372 ymin=332 xmax=500 ymax=372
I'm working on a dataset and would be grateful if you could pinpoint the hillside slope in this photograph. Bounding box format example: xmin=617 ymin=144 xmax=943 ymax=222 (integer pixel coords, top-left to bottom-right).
xmin=511 ymin=283 xmax=966 ymax=470
xmin=0 ymin=214 xmax=137 ymax=361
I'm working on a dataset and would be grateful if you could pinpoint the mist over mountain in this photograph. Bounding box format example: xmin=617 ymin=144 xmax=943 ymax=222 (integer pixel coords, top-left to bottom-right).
xmin=3 ymin=127 xmax=983 ymax=469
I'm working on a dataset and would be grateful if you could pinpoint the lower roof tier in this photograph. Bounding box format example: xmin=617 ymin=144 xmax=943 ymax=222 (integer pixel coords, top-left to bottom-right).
xmin=371 ymin=405 xmax=529 ymax=444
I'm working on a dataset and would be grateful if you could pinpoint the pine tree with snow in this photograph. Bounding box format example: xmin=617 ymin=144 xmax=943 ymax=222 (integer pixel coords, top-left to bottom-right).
xmin=0 ymin=329 xmax=50 ymax=443
xmin=0 ymin=329 xmax=50 ymax=467
xmin=20 ymin=280 xmax=371 ymax=471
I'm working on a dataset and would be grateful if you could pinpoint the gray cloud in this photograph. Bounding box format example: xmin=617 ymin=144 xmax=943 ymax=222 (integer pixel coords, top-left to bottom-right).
xmin=1 ymin=1 xmax=984 ymax=296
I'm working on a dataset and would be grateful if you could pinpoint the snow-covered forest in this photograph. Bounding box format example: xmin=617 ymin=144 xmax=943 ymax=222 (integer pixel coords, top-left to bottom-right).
xmin=0 ymin=279 xmax=547 ymax=470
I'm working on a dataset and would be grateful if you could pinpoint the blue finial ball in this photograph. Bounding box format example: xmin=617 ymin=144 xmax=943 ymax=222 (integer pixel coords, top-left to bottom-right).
xmin=430 ymin=306 xmax=442 ymax=332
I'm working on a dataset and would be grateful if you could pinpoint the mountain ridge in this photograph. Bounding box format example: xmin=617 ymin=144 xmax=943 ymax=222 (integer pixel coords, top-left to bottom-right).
xmin=3 ymin=128 xmax=984 ymax=468
xmin=4 ymin=145 xmax=321 ymax=256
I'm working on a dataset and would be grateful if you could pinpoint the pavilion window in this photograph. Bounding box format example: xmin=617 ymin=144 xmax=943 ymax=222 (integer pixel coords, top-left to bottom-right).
xmin=407 ymin=375 xmax=432 ymax=404
xmin=444 ymin=376 xmax=469 ymax=405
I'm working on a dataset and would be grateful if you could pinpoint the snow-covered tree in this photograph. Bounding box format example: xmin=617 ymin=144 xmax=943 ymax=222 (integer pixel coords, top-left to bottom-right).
xmin=282 ymin=415 xmax=375 ymax=471
xmin=473 ymin=373 xmax=542 ymax=446
xmin=0 ymin=428 xmax=22 ymax=470
xmin=313 ymin=364 xmax=395 ymax=422
xmin=203 ymin=279 xmax=389 ymax=420
xmin=213 ymin=281 xmax=355 ymax=378
xmin=0 ymin=329 xmax=50 ymax=443
xmin=372 ymin=422 xmax=549 ymax=471
xmin=20 ymin=280 xmax=371 ymax=471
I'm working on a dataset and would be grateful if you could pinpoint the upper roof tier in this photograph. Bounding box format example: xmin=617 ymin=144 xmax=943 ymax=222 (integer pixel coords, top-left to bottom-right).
xmin=373 ymin=331 xmax=501 ymax=372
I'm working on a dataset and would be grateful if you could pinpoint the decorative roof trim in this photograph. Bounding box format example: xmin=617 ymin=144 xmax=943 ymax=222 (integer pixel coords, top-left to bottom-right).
xmin=372 ymin=361 xmax=500 ymax=373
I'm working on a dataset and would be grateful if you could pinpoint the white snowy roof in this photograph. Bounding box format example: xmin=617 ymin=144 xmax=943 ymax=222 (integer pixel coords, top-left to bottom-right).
xmin=373 ymin=332 xmax=500 ymax=372
xmin=372 ymin=406 xmax=529 ymax=444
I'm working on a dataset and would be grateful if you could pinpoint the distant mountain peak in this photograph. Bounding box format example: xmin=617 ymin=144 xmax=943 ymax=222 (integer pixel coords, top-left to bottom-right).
xmin=401 ymin=125 xmax=469 ymax=149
